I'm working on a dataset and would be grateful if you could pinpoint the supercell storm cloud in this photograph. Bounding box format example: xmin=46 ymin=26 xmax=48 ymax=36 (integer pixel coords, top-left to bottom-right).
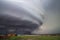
xmin=0 ymin=0 xmax=45 ymax=35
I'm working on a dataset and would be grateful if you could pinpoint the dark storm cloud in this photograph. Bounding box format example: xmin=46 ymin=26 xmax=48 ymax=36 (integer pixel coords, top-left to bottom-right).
xmin=0 ymin=0 xmax=43 ymax=35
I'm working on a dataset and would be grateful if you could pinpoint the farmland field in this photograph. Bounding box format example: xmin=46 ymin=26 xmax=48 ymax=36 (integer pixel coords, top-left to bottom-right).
xmin=0 ymin=35 xmax=60 ymax=40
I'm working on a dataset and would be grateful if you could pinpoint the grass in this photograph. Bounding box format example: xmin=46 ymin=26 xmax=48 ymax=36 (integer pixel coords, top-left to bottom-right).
xmin=0 ymin=35 xmax=60 ymax=40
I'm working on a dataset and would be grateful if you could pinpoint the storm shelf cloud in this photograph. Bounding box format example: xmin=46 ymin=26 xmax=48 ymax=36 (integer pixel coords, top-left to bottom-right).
xmin=0 ymin=0 xmax=60 ymax=35
xmin=0 ymin=0 xmax=44 ymax=35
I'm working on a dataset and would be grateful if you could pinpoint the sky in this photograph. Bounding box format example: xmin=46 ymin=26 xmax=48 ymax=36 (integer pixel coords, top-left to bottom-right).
xmin=33 ymin=0 xmax=60 ymax=34
xmin=0 ymin=0 xmax=60 ymax=34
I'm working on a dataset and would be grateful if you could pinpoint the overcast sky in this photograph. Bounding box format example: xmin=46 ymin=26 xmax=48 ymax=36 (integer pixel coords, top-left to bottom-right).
xmin=0 ymin=0 xmax=60 ymax=34
xmin=33 ymin=0 xmax=60 ymax=34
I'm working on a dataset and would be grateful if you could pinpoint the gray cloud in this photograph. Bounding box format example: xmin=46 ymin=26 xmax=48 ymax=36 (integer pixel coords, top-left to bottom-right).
xmin=0 ymin=0 xmax=60 ymax=35
xmin=0 ymin=0 xmax=43 ymax=35
xmin=33 ymin=0 xmax=60 ymax=34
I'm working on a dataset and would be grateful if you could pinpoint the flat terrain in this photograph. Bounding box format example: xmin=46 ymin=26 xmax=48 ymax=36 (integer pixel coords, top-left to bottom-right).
xmin=0 ymin=35 xmax=60 ymax=40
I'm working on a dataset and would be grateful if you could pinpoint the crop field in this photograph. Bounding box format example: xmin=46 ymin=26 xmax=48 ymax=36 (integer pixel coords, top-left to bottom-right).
xmin=0 ymin=35 xmax=60 ymax=40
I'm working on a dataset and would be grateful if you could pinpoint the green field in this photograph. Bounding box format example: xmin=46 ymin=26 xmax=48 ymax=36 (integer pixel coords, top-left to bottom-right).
xmin=0 ymin=35 xmax=60 ymax=40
